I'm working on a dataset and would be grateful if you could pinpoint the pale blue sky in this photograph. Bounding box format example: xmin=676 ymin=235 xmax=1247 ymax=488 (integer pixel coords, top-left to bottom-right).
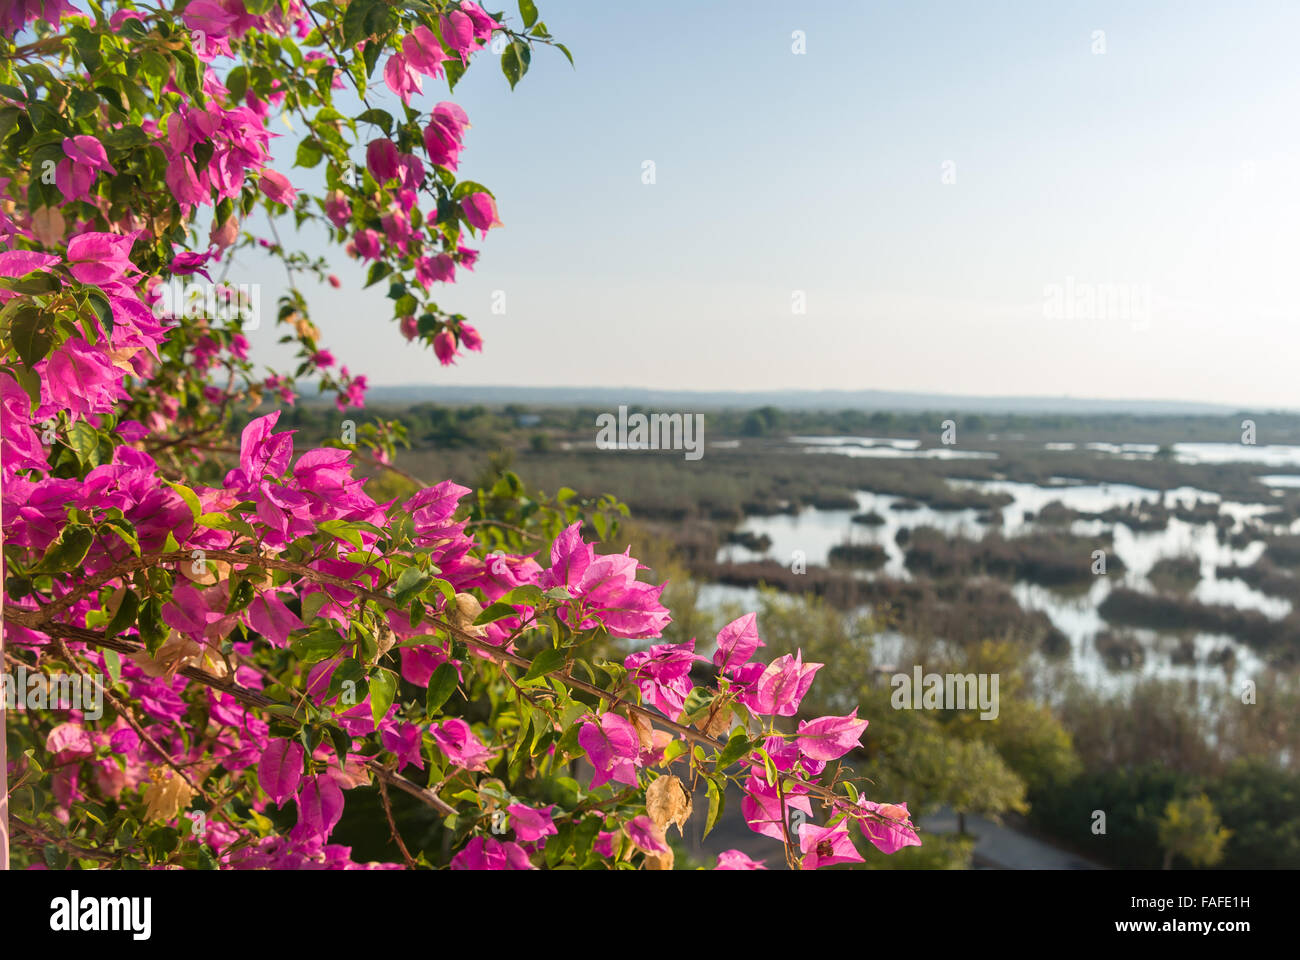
xmin=239 ymin=0 xmax=1300 ymax=407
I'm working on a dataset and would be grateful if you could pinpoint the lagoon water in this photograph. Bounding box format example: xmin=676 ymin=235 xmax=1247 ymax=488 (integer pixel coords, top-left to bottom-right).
xmin=706 ymin=470 xmax=1284 ymax=697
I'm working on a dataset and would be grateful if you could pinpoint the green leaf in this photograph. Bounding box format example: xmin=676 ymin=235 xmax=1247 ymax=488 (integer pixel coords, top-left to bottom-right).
xmin=521 ymin=647 xmax=566 ymax=683
xmin=165 ymin=481 xmax=202 ymax=521
xmin=661 ymin=739 xmax=688 ymax=766
xmin=9 ymin=306 xmax=52 ymax=369
xmin=295 ymin=138 xmax=324 ymax=168
xmin=44 ymin=844 xmax=70 ymax=870
xmin=102 ymin=649 xmax=122 ymax=687
xmin=0 ymin=272 xmax=59 ymax=295
xmin=391 ymin=566 xmax=432 ymax=607
xmin=451 ymin=179 xmax=494 ymax=201
xmin=0 ymin=106 xmax=21 ymax=146
xmin=715 ymin=729 xmax=752 ymax=770
xmin=68 ymin=420 xmax=100 ymax=470
xmin=85 ymin=288 xmax=113 ymax=340
xmin=369 ymin=669 xmax=398 ymax=727
xmin=102 ymin=518 xmax=140 ymax=557
xmin=555 ymin=722 xmax=583 ymax=761
xmin=498 ymin=583 xmax=543 ymax=607
xmin=226 ymin=66 xmax=248 ymax=101
xmin=426 ymin=661 xmax=458 ymax=714
xmin=342 ymin=0 xmax=374 ymax=49
xmin=34 ymin=525 xmax=95 ymax=574
xmin=9 ymin=365 xmax=41 ymax=405
xmin=518 ymin=0 xmax=539 ymax=28
xmin=292 ymin=622 xmax=347 ymax=663
xmin=328 ymin=726 xmax=352 ymax=770
xmin=354 ymin=108 xmax=393 ymax=135
xmin=319 ymin=519 xmax=364 ymax=551
xmin=105 ymin=589 xmax=139 ymax=639
xmin=138 ymin=596 xmax=167 ymax=655
xmin=225 ymin=578 xmax=256 ymax=615
xmin=444 ymin=57 xmax=466 ymax=91
xmin=554 ymin=42 xmax=574 ymax=67
xmin=501 ymin=39 xmax=531 ymax=89
xmin=704 ymin=777 xmax=725 ymax=838
xmin=473 ymin=600 xmax=521 ymax=626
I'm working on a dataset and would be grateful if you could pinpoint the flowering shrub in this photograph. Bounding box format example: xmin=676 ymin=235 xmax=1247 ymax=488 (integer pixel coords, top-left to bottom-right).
xmin=0 ymin=1 xmax=916 ymax=870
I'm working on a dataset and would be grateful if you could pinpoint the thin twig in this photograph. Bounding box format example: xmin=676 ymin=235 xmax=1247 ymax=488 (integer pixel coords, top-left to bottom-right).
xmin=376 ymin=775 xmax=417 ymax=867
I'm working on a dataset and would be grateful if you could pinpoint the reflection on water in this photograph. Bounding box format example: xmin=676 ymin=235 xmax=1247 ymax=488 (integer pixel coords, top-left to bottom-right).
xmin=1174 ymin=442 xmax=1300 ymax=466
xmin=791 ymin=436 xmax=997 ymax=460
xmin=705 ymin=476 xmax=1283 ymax=694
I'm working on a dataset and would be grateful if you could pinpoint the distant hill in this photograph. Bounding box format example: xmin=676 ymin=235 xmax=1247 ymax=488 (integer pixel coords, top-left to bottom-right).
xmin=352 ymin=385 xmax=1262 ymax=416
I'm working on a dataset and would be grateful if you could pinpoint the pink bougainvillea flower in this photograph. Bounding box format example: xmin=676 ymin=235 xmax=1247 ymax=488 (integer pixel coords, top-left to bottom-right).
xmin=65 ymin=231 xmax=137 ymax=287
xmin=431 ymin=717 xmax=496 ymax=771
xmin=380 ymin=721 xmax=424 ymax=772
xmin=433 ymin=329 xmax=459 ymax=366
xmin=46 ymin=722 xmax=94 ymax=758
xmin=380 ymin=209 xmax=414 ymax=251
xmin=258 ymin=738 xmax=305 ymax=805
xmin=738 ymin=650 xmax=822 ymax=717
xmin=798 ymin=821 xmax=865 ymax=869
xmin=401 ymin=25 xmax=445 ymax=77
xmin=63 ymin=134 xmax=115 ymax=175
xmin=713 ymin=612 xmax=765 ymax=677
xmin=715 ymin=849 xmax=767 ymax=870
xmin=578 ymin=712 xmax=640 ymax=789
xmin=507 ymin=803 xmax=557 ymax=844
xmin=0 ymin=249 xmax=60 ymax=283
xmin=39 ymin=338 xmax=130 ymax=420
xmin=400 ymin=314 xmax=419 ymax=340
xmin=415 ymin=252 xmax=455 ymax=287
xmin=752 ymin=734 xmax=825 ymax=778
xmin=352 ymin=228 xmax=382 ymax=261
xmin=366 ymin=138 xmax=400 ymax=183
xmin=423 ymin=101 xmax=470 ymax=170
xmin=450 ymin=836 xmax=534 ymax=870
xmin=403 ymin=479 xmax=471 ymax=545
xmin=259 ymin=168 xmax=297 ymax=206
xmin=169 ymin=249 xmax=214 ymax=279
xmin=324 ymin=189 xmax=351 ymax=228
xmin=56 ymin=135 xmax=116 ymax=202
xmin=246 ymin=592 xmax=304 ymax=648
xmin=624 ymin=815 xmax=669 ymax=854
xmin=461 ymin=191 xmax=502 ymax=233
xmin=383 ymin=50 xmax=422 ymax=105
xmin=439 ymin=10 xmax=476 ymax=58
xmin=796 ymin=709 xmax=869 ymax=762
xmin=399 ymin=643 xmax=456 ymax=687
xmin=459 ymin=1 xmax=501 ymax=40
xmin=1 ymin=0 xmax=78 ymax=37
xmin=593 ymin=830 xmax=618 ymax=858
xmin=293 ymin=774 xmax=345 ymax=842
xmin=0 ymin=372 xmax=50 ymax=475
xmin=181 ymin=0 xmax=235 ymax=59
xmin=234 ymin=411 xmax=294 ymax=485
xmin=459 ymin=323 xmax=483 ymax=351
xmin=857 ymin=799 xmax=922 ymax=855
xmin=624 ymin=638 xmax=706 ymax=721
xmin=537 ymin=522 xmax=671 ymax=640
xmin=740 ymin=773 xmax=813 ymax=841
